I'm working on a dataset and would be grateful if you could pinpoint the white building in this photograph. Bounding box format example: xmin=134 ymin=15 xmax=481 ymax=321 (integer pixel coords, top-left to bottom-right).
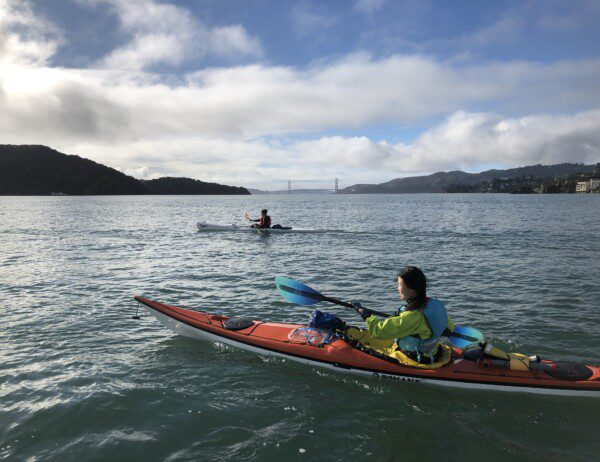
xmin=576 ymin=179 xmax=600 ymax=193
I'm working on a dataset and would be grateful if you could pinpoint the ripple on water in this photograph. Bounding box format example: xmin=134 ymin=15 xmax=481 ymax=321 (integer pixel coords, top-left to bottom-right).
xmin=1 ymin=194 xmax=599 ymax=461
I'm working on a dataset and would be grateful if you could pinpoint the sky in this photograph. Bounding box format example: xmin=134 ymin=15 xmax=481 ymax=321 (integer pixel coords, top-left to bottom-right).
xmin=1 ymin=0 xmax=600 ymax=190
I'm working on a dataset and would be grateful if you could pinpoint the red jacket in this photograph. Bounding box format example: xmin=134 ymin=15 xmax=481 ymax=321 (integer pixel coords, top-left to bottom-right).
xmin=260 ymin=215 xmax=271 ymax=228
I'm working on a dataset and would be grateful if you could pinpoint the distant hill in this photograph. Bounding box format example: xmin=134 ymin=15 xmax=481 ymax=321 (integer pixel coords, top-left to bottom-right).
xmin=248 ymin=188 xmax=334 ymax=195
xmin=142 ymin=177 xmax=248 ymax=195
xmin=338 ymin=163 xmax=598 ymax=194
xmin=0 ymin=145 xmax=250 ymax=195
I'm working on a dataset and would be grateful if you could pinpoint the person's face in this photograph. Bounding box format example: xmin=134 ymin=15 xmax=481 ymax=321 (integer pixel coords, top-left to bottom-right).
xmin=397 ymin=276 xmax=416 ymax=301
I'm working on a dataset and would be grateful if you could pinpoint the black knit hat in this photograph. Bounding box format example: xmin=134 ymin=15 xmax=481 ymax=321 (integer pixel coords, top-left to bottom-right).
xmin=398 ymin=266 xmax=427 ymax=297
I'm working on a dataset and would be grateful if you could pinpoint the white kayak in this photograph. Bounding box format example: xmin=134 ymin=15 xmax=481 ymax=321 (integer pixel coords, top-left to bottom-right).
xmin=196 ymin=221 xmax=316 ymax=233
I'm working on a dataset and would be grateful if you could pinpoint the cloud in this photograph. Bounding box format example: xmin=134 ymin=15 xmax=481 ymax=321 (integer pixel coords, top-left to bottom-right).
xmin=100 ymin=33 xmax=190 ymax=71
xmin=96 ymin=0 xmax=263 ymax=70
xmin=292 ymin=110 xmax=600 ymax=177
xmin=11 ymin=52 xmax=600 ymax=142
xmin=16 ymin=110 xmax=596 ymax=189
xmin=292 ymin=136 xmax=391 ymax=168
xmin=415 ymin=10 xmax=525 ymax=54
xmin=538 ymin=1 xmax=600 ymax=31
xmin=2 ymin=52 xmax=600 ymax=186
xmin=289 ymin=2 xmax=337 ymax=39
xmin=462 ymin=15 xmax=524 ymax=48
xmin=209 ymin=25 xmax=264 ymax=58
xmin=364 ymin=6 xmax=526 ymax=58
xmin=115 ymin=165 xmax=164 ymax=179
xmin=354 ymin=0 xmax=386 ymax=15
xmin=0 ymin=0 xmax=63 ymax=66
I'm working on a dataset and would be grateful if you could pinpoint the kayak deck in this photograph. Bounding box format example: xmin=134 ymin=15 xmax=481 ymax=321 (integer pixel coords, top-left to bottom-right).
xmin=196 ymin=221 xmax=317 ymax=233
xmin=134 ymin=296 xmax=600 ymax=397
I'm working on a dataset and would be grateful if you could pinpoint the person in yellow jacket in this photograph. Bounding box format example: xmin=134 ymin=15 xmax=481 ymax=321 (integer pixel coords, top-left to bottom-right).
xmin=352 ymin=266 xmax=454 ymax=364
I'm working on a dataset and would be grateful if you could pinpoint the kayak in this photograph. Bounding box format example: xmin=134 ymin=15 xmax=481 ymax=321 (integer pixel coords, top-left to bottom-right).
xmin=196 ymin=221 xmax=314 ymax=233
xmin=134 ymin=296 xmax=600 ymax=398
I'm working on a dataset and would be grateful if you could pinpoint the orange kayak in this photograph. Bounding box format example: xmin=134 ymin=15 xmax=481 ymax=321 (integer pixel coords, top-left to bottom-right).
xmin=134 ymin=296 xmax=600 ymax=398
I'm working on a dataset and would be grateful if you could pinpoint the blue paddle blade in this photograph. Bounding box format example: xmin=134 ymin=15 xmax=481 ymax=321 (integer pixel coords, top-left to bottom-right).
xmin=275 ymin=277 xmax=325 ymax=306
xmin=447 ymin=326 xmax=484 ymax=348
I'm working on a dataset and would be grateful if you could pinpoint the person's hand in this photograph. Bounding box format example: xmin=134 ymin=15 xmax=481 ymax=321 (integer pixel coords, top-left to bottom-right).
xmin=351 ymin=301 xmax=373 ymax=320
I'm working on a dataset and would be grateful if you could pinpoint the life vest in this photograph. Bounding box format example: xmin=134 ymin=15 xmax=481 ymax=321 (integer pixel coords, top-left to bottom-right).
xmin=260 ymin=215 xmax=271 ymax=228
xmin=395 ymin=298 xmax=447 ymax=363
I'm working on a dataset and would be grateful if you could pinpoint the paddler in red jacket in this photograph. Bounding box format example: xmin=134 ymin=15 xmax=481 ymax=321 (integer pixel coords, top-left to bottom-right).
xmin=246 ymin=209 xmax=271 ymax=229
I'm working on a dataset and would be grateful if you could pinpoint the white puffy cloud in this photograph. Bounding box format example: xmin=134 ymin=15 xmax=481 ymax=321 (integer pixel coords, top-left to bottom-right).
xmin=415 ymin=110 xmax=600 ymax=170
xmin=209 ymin=25 xmax=264 ymax=58
xmin=292 ymin=136 xmax=391 ymax=168
xmin=290 ymin=110 xmax=600 ymax=177
xmin=0 ymin=0 xmax=63 ymax=66
xmin=96 ymin=0 xmax=263 ymax=70
xmin=3 ymin=52 xmax=600 ymax=146
xmin=114 ymin=165 xmax=165 ymax=179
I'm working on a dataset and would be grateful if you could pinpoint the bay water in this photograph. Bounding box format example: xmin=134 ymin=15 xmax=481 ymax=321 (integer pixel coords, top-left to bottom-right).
xmin=1 ymin=194 xmax=599 ymax=461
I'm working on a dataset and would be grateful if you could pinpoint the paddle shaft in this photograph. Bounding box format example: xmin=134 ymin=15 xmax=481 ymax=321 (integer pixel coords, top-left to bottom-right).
xmin=322 ymin=295 xmax=391 ymax=318
xmin=325 ymin=296 xmax=479 ymax=343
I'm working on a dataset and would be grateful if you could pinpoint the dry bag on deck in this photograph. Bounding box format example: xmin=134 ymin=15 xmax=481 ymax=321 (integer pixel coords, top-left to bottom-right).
xmin=288 ymin=310 xmax=345 ymax=347
xmin=308 ymin=310 xmax=345 ymax=331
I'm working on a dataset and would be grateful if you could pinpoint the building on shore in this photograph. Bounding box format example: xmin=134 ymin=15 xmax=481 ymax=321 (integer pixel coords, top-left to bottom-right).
xmin=576 ymin=179 xmax=600 ymax=193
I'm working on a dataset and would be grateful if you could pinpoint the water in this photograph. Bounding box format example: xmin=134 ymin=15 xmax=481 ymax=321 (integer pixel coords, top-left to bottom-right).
xmin=1 ymin=194 xmax=599 ymax=461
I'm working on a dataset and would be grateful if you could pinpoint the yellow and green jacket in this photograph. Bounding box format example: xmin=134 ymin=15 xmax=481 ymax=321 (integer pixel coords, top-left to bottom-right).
xmin=365 ymin=306 xmax=454 ymax=341
xmin=344 ymin=300 xmax=455 ymax=369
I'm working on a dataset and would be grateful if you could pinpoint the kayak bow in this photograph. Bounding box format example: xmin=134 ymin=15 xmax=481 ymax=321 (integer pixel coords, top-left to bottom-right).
xmin=134 ymin=296 xmax=600 ymax=398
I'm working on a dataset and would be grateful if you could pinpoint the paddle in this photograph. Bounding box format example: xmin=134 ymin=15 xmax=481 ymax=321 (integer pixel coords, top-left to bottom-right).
xmin=275 ymin=276 xmax=390 ymax=317
xmin=275 ymin=276 xmax=483 ymax=348
xmin=244 ymin=212 xmax=260 ymax=230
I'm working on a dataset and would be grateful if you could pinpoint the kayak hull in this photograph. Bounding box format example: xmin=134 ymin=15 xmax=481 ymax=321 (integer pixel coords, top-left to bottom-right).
xmin=196 ymin=221 xmax=314 ymax=233
xmin=135 ymin=296 xmax=600 ymax=398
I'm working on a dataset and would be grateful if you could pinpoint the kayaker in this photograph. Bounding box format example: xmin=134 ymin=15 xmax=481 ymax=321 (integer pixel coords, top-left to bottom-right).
xmin=246 ymin=209 xmax=271 ymax=229
xmin=352 ymin=266 xmax=454 ymax=364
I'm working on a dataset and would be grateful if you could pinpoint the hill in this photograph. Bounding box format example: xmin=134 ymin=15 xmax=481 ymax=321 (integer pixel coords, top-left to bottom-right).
xmin=338 ymin=163 xmax=597 ymax=193
xmin=0 ymin=145 xmax=249 ymax=195
xmin=142 ymin=177 xmax=248 ymax=195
